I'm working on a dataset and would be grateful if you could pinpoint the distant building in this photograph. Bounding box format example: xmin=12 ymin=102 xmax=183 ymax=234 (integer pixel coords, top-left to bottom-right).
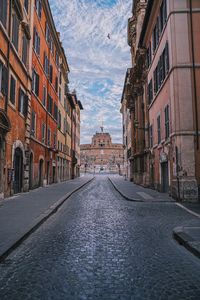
xmin=80 ymin=130 xmax=123 ymax=173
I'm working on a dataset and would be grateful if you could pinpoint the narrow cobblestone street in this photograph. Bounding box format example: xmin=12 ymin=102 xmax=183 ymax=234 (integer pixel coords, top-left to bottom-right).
xmin=0 ymin=176 xmax=200 ymax=300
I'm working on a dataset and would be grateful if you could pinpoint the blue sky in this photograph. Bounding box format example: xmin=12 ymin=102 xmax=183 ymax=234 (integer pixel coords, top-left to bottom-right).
xmin=49 ymin=0 xmax=131 ymax=143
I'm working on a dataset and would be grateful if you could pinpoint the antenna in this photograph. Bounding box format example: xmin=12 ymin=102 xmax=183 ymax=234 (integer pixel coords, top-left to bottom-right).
xmin=100 ymin=115 xmax=104 ymax=133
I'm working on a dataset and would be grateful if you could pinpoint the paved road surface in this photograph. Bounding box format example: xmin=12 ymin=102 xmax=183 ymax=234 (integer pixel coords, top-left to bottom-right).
xmin=0 ymin=176 xmax=200 ymax=300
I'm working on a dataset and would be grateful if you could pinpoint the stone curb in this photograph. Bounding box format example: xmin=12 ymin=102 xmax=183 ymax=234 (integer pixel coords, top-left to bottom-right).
xmin=0 ymin=177 xmax=94 ymax=263
xmin=173 ymin=226 xmax=200 ymax=259
xmin=108 ymin=177 xmax=142 ymax=202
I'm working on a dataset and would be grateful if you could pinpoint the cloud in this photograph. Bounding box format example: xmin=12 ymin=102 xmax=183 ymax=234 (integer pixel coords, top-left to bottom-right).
xmin=49 ymin=0 xmax=131 ymax=143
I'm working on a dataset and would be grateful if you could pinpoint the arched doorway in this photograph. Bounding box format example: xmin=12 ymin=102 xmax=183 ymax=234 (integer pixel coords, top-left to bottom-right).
xmin=14 ymin=147 xmax=23 ymax=194
xmin=39 ymin=159 xmax=43 ymax=187
xmin=29 ymin=153 xmax=33 ymax=189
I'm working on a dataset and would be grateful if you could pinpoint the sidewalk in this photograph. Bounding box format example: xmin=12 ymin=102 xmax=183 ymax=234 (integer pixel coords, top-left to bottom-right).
xmin=0 ymin=176 xmax=94 ymax=262
xmin=109 ymin=175 xmax=200 ymax=259
xmin=108 ymin=175 xmax=174 ymax=202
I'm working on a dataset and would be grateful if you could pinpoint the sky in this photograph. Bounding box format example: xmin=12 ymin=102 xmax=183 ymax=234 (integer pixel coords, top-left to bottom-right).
xmin=49 ymin=0 xmax=132 ymax=144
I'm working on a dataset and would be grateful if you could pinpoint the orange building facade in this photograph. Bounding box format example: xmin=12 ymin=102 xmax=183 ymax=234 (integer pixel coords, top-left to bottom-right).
xmin=0 ymin=0 xmax=33 ymax=198
xmin=0 ymin=0 xmax=82 ymax=198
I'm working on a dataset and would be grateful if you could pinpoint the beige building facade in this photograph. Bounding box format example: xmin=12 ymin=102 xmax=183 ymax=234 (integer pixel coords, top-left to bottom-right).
xmin=81 ymin=131 xmax=123 ymax=173
xmin=121 ymin=0 xmax=200 ymax=201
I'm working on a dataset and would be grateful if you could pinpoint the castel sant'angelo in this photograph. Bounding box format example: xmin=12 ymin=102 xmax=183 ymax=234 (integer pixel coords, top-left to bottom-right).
xmin=80 ymin=127 xmax=124 ymax=173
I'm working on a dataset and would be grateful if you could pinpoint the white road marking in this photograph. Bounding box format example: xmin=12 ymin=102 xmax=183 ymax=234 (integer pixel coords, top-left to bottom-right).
xmin=136 ymin=192 xmax=154 ymax=200
xmin=176 ymin=203 xmax=200 ymax=218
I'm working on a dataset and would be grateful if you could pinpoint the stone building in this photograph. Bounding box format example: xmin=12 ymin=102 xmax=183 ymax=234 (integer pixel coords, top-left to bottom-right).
xmin=0 ymin=0 xmax=33 ymax=197
xmin=80 ymin=130 xmax=123 ymax=173
xmin=121 ymin=0 xmax=200 ymax=201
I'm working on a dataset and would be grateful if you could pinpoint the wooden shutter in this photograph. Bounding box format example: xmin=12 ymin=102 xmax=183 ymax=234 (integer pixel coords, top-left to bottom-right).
xmin=36 ymin=72 xmax=39 ymax=96
xmin=0 ymin=0 xmax=7 ymax=27
xmin=1 ymin=64 xmax=8 ymax=95
xmin=18 ymin=87 xmax=22 ymax=112
xmin=12 ymin=13 xmax=19 ymax=51
xmin=10 ymin=76 xmax=16 ymax=104
xmin=23 ymin=95 xmax=28 ymax=117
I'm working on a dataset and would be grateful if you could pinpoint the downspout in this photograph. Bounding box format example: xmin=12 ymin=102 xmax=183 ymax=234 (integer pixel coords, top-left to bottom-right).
xmin=189 ymin=0 xmax=199 ymax=149
xmin=5 ymin=0 xmax=12 ymax=113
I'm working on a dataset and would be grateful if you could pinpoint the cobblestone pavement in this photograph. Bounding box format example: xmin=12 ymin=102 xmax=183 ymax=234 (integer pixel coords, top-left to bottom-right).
xmin=0 ymin=176 xmax=200 ymax=300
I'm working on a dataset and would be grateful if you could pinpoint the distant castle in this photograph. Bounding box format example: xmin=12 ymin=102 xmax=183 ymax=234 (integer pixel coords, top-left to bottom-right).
xmin=80 ymin=129 xmax=123 ymax=173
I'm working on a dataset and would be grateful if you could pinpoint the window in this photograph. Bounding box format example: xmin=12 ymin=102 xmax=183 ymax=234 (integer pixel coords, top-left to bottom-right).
xmin=32 ymin=69 xmax=39 ymax=96
xmin=165 ymin=105 xmax=170 ymax=139
xmin=164 ymin=42 xmax=169 ymax=74
xmin=12 ymin=13 xmax=20 ymax=51
xmin=50 ymin=38 xmax=54 ymax=55
xmin=56 ymin=52 xmax=59 ymax=67
xmin=0 ymin=0 xmax=7 ymax=27
xmin=147 ymin=43 xmax=152 ymax=68
xmin=157 ymin=115 xmax=161 ymax=144
xmin=153 ymin=41 xmax=169 ymax=95
xmin=31 ymin=110 xmax=36 ymax=136
xmin=42 ymin=86 xmax=46 ymax=106
xmin=55 ymin=77 xmax=58 ymax=93
xmin=47 ymin=128 xmax=51 ymax=146
xmin=49 ymin=65 xmax=53 ymax=83
xmin=149 ymin=125 xmax=153 ymax=148
xmin=0 ymin=62 xmax=8 ymax=95
xmin=42 ymin=123 xmax=45 ymax=143
xmin=53 ymin=103 xmax=58 ymax=121
xmin=160 ymin=0 xmax=167 ymax=32
xmin=44 ymin=53 xmax=49 ymax=75
xmin=148 ymin=79 xmax=153 ymax=105
xmin=22 ymin=35 xmax=28 ymax=66
xmin=24 ymin=0 xmax=29 ymax=13
xmin=35 ymin=0 xmax=42 ymax=18
xmin=58 ymin=110 xmax=61 ymax=130
xmin=59 ymin=71 xmax=62 ymax=85
xmin=59 ymin=87 xmax=61 ymax=101
xmin=53 ymin=133 xmax=56 ymax=149
xmin=18 ymin=88 xmax=28 ymax=117
xmin=45 ymin=22 xmax=50 ymax=43
xmin=33 ymin=27 xmax=40 ymax=55
xmin=10 ymin=75 xmax=16 ymax=105
xmin=47 ymin=94 xmax=53 ymax=114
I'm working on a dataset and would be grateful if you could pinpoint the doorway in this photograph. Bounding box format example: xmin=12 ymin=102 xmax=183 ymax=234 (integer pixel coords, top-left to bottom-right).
xmin=14 ymin=147 xmax=23 ymax=194
xmin=39 ymin=159 xmax=43 ymax=187
xmin=161 ymin=162 xmax=169 ymax=193
xmin=29 ymin=153 xmax=33 ymax=189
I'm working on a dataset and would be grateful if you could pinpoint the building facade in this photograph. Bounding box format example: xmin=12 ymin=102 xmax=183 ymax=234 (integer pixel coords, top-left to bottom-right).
xmin=0 ymin=0 xmax=82 ymax=198
xmin=80 ymin=131 xmax=124 ymax=174
xmin=122 ymin=0 xmax=200 ymax=201
xmin=0 ymin=0 xmax=34 ymax=198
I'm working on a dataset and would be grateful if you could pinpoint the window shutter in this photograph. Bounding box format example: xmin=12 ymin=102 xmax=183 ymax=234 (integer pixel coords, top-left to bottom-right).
xmin=2 ymin=64 xmax=8 ymax=95
xmin=18 ymin=88 xmax=22 ymax=112
xmin=33 ymin=27 xmax=36 ymax=50
xmin=165 ymin=42 xmax=169 ymax=72
xmin=0 ymin=0 xmax=7 ymax=27
xmin=10 ymin=76 xmax=16 ymax=104
xmin=39 ymin=0 xmax=42 ymax=18
xmin=37 ymin=35 xmax=40 ymax=55
xmin=36 ymin=73 xmax=39 ymax=96
xmin=24 ymin=95 xmax=28 ymax=117
xmin=50 ymin=65 xmax=53 ymax=82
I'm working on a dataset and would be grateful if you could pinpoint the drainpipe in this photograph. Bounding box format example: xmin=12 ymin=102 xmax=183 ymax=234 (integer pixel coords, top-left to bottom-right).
xmin=189 ymin=0 xmax=199 ymax=149
xmin=5 ymin=0 xmax=12 ymax=113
